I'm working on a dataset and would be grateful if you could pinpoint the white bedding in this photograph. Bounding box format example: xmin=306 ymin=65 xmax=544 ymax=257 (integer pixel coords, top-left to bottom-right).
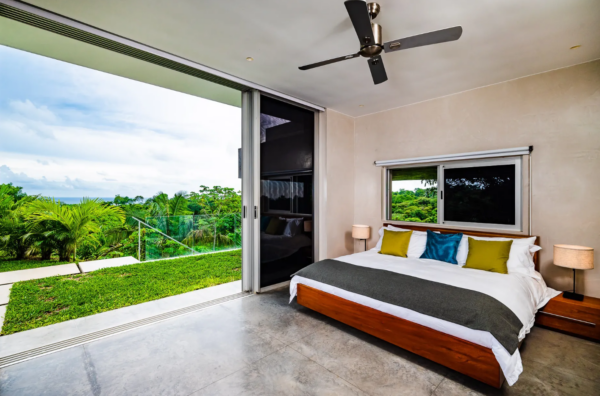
xmin=261 ymin=233 xmax=312 ymax=263
xmin=289 ymin=249 xmax=559 ymax=386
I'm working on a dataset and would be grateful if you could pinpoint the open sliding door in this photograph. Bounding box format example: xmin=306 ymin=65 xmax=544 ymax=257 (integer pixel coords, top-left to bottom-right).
xmin=258 ymin=95 xmax=316 ymax=289
xmin=242 ymin=91 xmax=317 ymax=292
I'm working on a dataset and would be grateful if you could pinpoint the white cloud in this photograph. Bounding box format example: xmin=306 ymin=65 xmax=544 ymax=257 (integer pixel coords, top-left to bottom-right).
xmin=0 ymin=45 xmax=241 ymax=198
xmin=0 ymin=165 xmax=97 ymax=196
xmin=9 ymin=99 xmax=58 ymax=123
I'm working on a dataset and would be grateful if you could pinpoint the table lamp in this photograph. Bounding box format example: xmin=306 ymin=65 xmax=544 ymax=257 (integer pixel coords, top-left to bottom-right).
xmin=553 ymin=244 xmax=594 ymax=301
xmin=352 ymin=225 xmax=370 ymax=252
xmin=304 ymin=220 xmax=312 ymax=233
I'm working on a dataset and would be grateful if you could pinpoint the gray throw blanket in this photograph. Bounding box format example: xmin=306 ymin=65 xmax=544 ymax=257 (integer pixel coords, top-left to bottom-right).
xmin=294 ymin=259 xmax=523 ymax=353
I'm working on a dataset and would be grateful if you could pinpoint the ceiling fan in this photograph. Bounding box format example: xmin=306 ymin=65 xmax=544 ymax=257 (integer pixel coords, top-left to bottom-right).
xmin=298 ymin=1 xmax=463 ymax=85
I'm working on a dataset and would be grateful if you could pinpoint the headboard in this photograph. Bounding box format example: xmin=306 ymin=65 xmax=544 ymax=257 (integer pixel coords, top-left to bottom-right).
xmin=264 ymin=213 xmax=312 ymax=219
xmin=383 ymin=223 xmax=540 ymax=271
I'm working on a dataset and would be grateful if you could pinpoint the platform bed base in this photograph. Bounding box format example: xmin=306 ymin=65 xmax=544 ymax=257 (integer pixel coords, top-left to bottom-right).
xmin=297 ymin=284 xmax=505 ymax=389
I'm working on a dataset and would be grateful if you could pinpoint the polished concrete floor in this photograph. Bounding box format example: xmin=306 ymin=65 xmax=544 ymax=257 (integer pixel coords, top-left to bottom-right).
xmin=0 ymin=287 xmax=598 ymax=396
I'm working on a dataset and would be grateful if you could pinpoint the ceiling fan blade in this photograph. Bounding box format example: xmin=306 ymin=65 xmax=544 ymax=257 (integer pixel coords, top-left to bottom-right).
xmin=299 ymin=53 xmax=360 ymax=70
xmin=368 ymin=55 xmax=387 ymax=85
xmin=344 ymin=0 xmax=374 ymax=46
xmin=384 ymin=26 xmax=463 ymax=53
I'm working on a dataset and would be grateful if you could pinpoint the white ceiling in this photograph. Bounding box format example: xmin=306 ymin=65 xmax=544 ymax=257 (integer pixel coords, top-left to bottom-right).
xmin=0 ymin=16 xmax=242 ymax=108
xmin=26 ymin=0 xmax=600 ymax=116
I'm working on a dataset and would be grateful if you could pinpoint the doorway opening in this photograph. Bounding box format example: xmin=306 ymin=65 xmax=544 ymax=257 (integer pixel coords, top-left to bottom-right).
xmin=258 ymin=96 xmax=315 ymax=288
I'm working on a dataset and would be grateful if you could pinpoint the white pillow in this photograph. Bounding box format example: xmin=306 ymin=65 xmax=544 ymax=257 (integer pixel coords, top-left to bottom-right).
xmin=406 ymin=232 xmax=428 ymax=258
xmin=374 ymin=226 xmax=428 ymax=258
xmin=280 ymin=218 xmax=303 ymax=237
xmin=458 ymin=235 xmax=539 ymax=276
xmin=456 ymin=236 xmax=469 ymax=266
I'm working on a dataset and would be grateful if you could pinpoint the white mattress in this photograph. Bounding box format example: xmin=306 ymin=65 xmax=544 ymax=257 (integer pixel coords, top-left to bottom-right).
xmin=261 ymin=233 xmax=312 ymax=263
xmin=289 ymin=249 xmax=559 ymax=386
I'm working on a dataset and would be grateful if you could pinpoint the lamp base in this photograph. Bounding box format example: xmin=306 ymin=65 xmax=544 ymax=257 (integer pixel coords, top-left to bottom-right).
xmin=563 ymin=291 xmax=584 ymax=301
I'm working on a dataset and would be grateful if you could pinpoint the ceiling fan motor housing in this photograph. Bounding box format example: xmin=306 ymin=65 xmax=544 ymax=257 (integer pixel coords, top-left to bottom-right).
xmin=360 ymin=23 xmax=383 ymax=57
xmin=367 ymin=2 xmax=380 ymax=19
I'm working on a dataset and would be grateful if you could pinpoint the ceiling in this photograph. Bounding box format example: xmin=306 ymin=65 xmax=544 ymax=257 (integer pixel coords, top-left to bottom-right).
xmin=0 ymin=16 xmax=242 ymax=108
xmin=24 ymin=0 xmax=600 ymax=116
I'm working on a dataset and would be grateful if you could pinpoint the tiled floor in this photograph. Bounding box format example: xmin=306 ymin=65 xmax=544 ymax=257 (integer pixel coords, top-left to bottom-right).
xmin=1 ymin=287 xmax=598 ymax=395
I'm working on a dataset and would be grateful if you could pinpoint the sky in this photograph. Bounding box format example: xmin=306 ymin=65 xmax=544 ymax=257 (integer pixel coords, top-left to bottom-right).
xmin=0 ymin=45 xmax=241 ymax=199
xmin=392 ymin=180 xmax=435 ymax=191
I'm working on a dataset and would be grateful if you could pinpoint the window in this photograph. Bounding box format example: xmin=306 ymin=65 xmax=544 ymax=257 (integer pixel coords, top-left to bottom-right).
xmin=386 ymin=158 xmax=522 ymax=230
xmin=389 ymin=167 xmax=438 ymax=223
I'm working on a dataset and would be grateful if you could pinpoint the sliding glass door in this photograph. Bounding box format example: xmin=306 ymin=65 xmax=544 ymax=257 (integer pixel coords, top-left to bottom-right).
xmin=241 ymin=91 xmax=316 ymax=291
xmin=258 ymin=95 xmax=315 ymax=288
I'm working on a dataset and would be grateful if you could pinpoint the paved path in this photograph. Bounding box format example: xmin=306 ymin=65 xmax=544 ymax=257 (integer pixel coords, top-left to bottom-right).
xmin=0 ymin=284 xmax=11 ymax=306
xmin=0 ymin=283 xmax=12 ymax=331
xmin=0 ymin=265 xmax=80 ymax=286
xmin=79 ymin=256 xmax=139 ymax=273
xmin=0 ymin=305 xmax=5 ymax=328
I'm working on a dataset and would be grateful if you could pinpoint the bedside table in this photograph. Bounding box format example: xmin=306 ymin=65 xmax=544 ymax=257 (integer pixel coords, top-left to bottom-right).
xmin=536 ymin=294 xmax=600 ymax=341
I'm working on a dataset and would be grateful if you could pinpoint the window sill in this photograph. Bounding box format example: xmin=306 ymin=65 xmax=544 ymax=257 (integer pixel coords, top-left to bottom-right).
xmin=382 ymin=220 xmax=529 ymax=236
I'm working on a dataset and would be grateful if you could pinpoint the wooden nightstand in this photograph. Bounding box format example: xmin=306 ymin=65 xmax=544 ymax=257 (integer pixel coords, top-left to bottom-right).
xmin=536 ymin=294 xmax=600 ymax=341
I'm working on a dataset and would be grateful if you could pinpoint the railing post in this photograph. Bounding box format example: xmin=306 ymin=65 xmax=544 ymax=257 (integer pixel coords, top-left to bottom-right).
xmin=138 ymin=220 xmax=141 ymax=261
xmin=132 ymin=216 xmax=197 ymax=256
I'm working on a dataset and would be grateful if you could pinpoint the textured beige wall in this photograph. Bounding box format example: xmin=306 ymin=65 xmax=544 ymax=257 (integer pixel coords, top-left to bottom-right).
xmin=324 ymin=109 xmax=356 ymax=259
xmin=329 ymin=60 xmax=600 ymax=297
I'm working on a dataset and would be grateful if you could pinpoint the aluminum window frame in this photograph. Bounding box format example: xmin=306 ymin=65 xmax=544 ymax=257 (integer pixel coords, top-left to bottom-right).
xmin=385 ymin=156 xmax=523 ymax=232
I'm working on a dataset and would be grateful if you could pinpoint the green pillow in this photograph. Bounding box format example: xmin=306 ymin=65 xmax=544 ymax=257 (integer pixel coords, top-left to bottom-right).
xmin=265 ymin=218 xmax=286 ymax=235
xmin=380 ymin=229 xmax=413 ymax=258
xmin=463 ymin=238 xmax=513 ymax=274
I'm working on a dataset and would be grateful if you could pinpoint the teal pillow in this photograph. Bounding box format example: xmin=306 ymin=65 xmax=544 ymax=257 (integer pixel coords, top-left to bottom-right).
xmin=260 ymin=216 xmax=271 ymax=232
xmin=420 ymin=230 xmax=463 ymax=264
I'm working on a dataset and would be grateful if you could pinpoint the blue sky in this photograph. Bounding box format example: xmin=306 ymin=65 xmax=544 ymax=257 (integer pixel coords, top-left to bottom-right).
xmin=0 ymin=45 xmax=241 ymax=199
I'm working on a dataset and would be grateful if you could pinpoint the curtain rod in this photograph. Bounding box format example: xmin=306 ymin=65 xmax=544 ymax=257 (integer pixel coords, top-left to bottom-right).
xmin=374 ymin=146 xmax=533 ymax=167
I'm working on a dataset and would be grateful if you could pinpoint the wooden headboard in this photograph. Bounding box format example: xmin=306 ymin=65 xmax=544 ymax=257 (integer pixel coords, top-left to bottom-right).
xmin=383 ymin=223 xmax=540 ymax=271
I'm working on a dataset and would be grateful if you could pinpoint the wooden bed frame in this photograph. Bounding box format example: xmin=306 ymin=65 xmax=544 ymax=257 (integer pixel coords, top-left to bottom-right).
xmin=296 ymin=224 xmax=539 ymax=389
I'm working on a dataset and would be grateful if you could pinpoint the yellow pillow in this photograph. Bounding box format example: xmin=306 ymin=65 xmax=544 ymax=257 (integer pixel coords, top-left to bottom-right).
xmin=463 ymin=238 xmax=513 ymax=274
xmin=380 ymin=229 xmax=413 ymax=258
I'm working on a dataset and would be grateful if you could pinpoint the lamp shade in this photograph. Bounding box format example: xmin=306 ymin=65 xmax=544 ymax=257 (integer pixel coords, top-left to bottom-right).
xmin=554 ymin=244 xmax=594 ymax=270
xmin=304 ymin=220 xmax=312 ymax=232
xmin=352 ymin=225 xmax=370 ymax=240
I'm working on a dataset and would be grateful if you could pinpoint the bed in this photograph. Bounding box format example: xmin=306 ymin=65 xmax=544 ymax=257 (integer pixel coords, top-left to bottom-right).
xmin=260 ymin=223 xmax=313 ymax=287
xmin=261 ymin=232 xmax=312 ymax=264
xmin=289 ymin=224 xmax=559 ymax=388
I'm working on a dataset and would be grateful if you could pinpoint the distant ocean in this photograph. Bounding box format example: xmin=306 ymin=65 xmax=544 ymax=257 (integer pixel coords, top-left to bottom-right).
xmin=53 ymin=197 xmax=114 ymax=204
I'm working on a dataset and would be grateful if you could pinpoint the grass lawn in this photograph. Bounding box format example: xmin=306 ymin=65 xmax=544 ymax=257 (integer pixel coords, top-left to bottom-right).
xmin=0 ymin=258 xmax=70 ymax=273
xmin=2 ymin=249 xmax=242 ymax=335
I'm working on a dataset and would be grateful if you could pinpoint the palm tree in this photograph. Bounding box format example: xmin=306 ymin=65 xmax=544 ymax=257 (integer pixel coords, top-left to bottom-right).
xmin=26 ymin=198 xmax=126 ymax=262
xmin=146 ymin=191 xmax=190 ymax=238
xmin=183 ymin=218 xmax=233 ymax=252
xmin=0 ymin=185 xmax=37 ymax=259
xmin=187 ymin=186 xmax=240 ymax=251
xmin=146 ymin=191 xmax=189 ymax=217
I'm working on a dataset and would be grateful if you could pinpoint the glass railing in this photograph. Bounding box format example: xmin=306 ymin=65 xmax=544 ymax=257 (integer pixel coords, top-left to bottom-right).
xmin=132 ymin=213 xmax=241 ymax=261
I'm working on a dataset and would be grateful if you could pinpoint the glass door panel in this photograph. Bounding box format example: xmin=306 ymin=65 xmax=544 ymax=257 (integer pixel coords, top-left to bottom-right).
xmin=259 ymin=95 xmax=315 ymax=288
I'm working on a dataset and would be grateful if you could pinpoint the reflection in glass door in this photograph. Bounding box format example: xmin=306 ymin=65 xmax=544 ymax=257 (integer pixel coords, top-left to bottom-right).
xmin=258 ymin=95 xmax=315 ymax=288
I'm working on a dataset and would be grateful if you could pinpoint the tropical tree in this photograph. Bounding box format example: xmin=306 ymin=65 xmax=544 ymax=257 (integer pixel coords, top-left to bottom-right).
xmin=112 ymin=195 xmax=144 ymax=206
xmin=146 ymin=191 xmax=190 ymax=217
xmin=188 ymin=186 xmax=241 ymax=251
xmin=145 ymin=191 xmax=191 ymax=239
xmin=25 ymin=198 xmax=126 ymax=261
xmin=0 ymin=184 xmax=37 ymax=259
xmin=0 ymin=183 xmax=27 ymax=203
xmin=391 ymin=187 xmax=437 ymax=223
